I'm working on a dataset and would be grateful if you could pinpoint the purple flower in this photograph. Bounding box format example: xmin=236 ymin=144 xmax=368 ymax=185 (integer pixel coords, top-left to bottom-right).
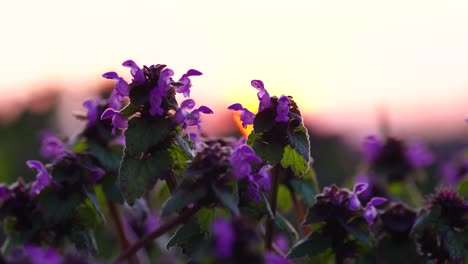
xmin=362 ymin=135 xmax=383 ymax=161
xmin=149 ymin=88 xmax=165 ymax=116
xmin=82 ymin=99 xmax=100 ymax=127
xmin=122 ymin=60 xmax=145 ymax=84
xmin=174 ymin=99 xmax=213 ymax=128
xmin=275 ymin=95 xmax=290 ymax=123
xmin=102 ymin=71 xmax=130 ymax=101
xmin=441 ymin=158 xmax=468 ymax=186
xmin=251 ymin=80 xmax=271 ymax=111
xmin=273 ymin=235 xmax=288 ymax=254
xmin=347 ymin=183 xmax=368 ymax=211
xmin=101 ymin=108 xmax=128 ymax=135
xmin=404 ymin=141 xmax=434 ymax=169
xmin=0 ymin=184 xmax=11 ymax=200
xmin=212 ymin=218 xmax=235 ymax=258
xmin=229 ymin=144 xmax=262 ymax=179
xmin=363 ymin=197 xmax=387 ymax=225
xmin=26 ymin=160 xmax=52 ymax=197
xmin=176 ymin=69 xmax=202 ymax=98
xmin=265 ymin=252 xmax=291 ymax=264
xmin=354 ymin=175 xmax=373 ymax=201
xmin=23 ymin=246 xmax=62 ymax=264
xmin=157 ymin=68 xmax=174 ymax=96
xmin=227 ymin=103 xmax=255 ymax=128
xmin=40 ymin=133 xmax=65 ymax=162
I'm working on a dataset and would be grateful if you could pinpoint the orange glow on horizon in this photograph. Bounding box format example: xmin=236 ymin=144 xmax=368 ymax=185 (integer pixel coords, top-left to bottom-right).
xmin=232 ymin=112 xmax=253 ymax=137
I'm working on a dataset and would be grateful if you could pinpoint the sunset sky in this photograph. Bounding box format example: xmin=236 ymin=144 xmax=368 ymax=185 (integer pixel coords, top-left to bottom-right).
xmin=1 ymin=1 xmax=467 ymax=140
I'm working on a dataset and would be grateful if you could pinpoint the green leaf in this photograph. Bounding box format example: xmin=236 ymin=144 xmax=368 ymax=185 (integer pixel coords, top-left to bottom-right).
xmin=290 ymin=177 xmax=318 ymax=205
xmin=196 ymin=207 xmax=230 ymax=231
xmin=161 ymin=186 xmax=207 ymax=217
xmin=341 ymin=219 xmax=371 ymax=247
xmin=168 ymin=142 xmax=190 ymax=175
xmin=167 ymin=218 xmax=201 ymax=249
xmin=253 ymin=108 xmax=276 ymax=133
xmin=39 ymin=190 xmax=82 ymax=223
xmin=281 ymin=145 xmax=309 ymax=177
xmin=88 ymin=141 xmax=122 ymax=170
xmin=458 ymin=179 xmax=468 ymax=198
xmin=277 ymin=184 xmax=293 ymax=212
xmin=212 ymin=184 xmax=240 ymax=216
xmin=83 ymin=188 xmax=106 ymax=223
xmin=288 ymin=125 xmax=311 ymax=163
xmin=101 ymin=173 xmax=124 ymax=204
xmin=443 ymin=229 xmax=465 ymax=262
xmin=72 ymin=139 xmax=88 ymax=153
xmin=275 ymin=211 xmax=299 ymax=241
xmin=119 ymin=103 xmax=141 ymax=118
xmin=124 ymin=116 xmax=172 ymax=156
xmin=119 ymin=149 xmax=172 ymax=205
xmin=288 ymin=232 xmax=332 ymax=258
xmin=252 ymin=140 xmax=284 ymax=165
xmin=176 ymin=134 xmax=195 ymax=159
xmin=410 ymin=206 xmax=441 ymax=235
xmin=74 ymin=199 xmax=102 ymax=229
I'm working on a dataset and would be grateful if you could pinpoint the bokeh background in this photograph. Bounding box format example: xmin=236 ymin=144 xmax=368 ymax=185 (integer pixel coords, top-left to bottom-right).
xmin=0 ymin=0 xmax=467 ymax=186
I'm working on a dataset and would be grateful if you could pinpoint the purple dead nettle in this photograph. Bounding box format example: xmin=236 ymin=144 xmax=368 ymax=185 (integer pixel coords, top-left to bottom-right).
xmin=0 ymin=184 xmax=11 ymax=200
xmin=362 ymin=135 xmax=383 ymax=161
xmin=122 ymin=60 xmax=145 ymax=85
xmin=40 ymin=133 xmax=66 ymax=162
xmin=404 ymin=141 xmax=434 ymax=169
xmin=174 ymin=99 xmax=213 ymax=129
xmin=347 ymin=183 xmax=387 ymax=225
xmin=82 ymin=99 xmax=100 ymax=128
xmin=246 ymin=164 xmax=273 ymax=202
xmin=264 ymin=252 xmax=291 ymax=264
xmin=441 ymin=157 xmax=468 ymax=186
xmin=251 ymin=80 xmax=271 ymax=111
xmin=175 ymin=69 xmax=202 ymax=98
xmin=229 ymin=144 xmax=262 ymax=179
xmin=102 ymin=71 xmax=129 ymax=110
xmin=26 ymin=160 xmax=53 ymax=197
xmin=212 ymin=218 xmax=235 ymax=258
xmin=227 ymin=103 xmax=256 ymax=128
xmin=149 ymin=68 xmax=174 ymax=116
xmin=101 ymin=108 xmax=128 ymax=135
xmin=275 ymin=95 xmax=291 ymax=123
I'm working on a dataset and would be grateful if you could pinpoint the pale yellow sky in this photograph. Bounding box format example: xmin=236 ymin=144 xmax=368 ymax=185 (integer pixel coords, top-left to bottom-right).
xmin=1 ymin=0 xmax=467 ymax=139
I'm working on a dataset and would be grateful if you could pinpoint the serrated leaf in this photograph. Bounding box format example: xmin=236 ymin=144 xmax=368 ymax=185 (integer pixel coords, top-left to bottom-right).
xmin=253 ymin=108 xmax=276 ymax=133
xmin=288 ymin=125 xmax=311 ymax=163
xmin=124 ymin=116 xmax=172 ymax=156
xmin=281 ymin=145 xmax=309 ymax=177
xmin=168 ymin=143 xmax=190 ymax=175
xmin=119 ymin=149 xmax=172 ymax=205
xmin=340 ymin=219 xmax=371 ymax=247
xmin=88 ymin=141 xmax=122 ymax=171
xmin=161 ymin=186 xmax=207 ymax=217
xmin=252 ymin=140 xmax=284 ymax=165
xmin=39 ymin=190 xmax=82 ymax=223
xmin=288 ymin=232 xmax=332 ymax=258
xmin=167 ymin=218 xmax=201 ymax=249
xmin=212 ymin=184 xmax=240 ymax=216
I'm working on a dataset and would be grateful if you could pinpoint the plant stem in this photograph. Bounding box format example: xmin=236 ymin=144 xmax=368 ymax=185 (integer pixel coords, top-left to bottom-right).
xmin=289 ymin=188 xmax=311 ymax=235
xmin=166 ymin=174 xmax=178 ymax=194
xmin=107 ymin=200 xmax=139 ymax=264
xmin=265 ymin=164 xmax=280 ymax=250
xmin=113 ymin=205 xmax=199 ymax=264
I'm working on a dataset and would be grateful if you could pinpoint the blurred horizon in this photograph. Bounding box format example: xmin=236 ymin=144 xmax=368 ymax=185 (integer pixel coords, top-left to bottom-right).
xmin=0 ymin=0 xmax=467 ymax=143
